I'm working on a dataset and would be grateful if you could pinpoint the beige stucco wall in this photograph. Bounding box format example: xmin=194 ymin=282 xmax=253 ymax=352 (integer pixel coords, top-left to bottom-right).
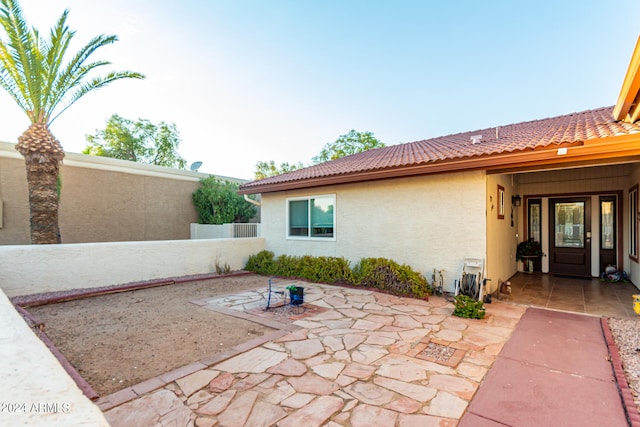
xmin=485 ymin=174 xmax=518 ymax=293
xmin=0 ymin=141 xmax=243 ymax=245
xmin=0 ymin=237 xmax=266 ymax=297
xmin=0 ymin=289 xmax=108 ymax=426
xmin=260 ymin=171 xmax=487 ymax=293
xmin=628 ymin=163 xmax=640 ymax=286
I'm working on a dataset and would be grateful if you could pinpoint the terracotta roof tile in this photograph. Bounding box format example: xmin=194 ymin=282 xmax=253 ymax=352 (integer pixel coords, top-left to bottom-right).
xmin=240 ymin=106 xmax=640 ymax=192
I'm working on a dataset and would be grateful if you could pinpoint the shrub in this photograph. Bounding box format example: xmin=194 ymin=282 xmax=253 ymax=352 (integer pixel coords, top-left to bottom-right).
xmin=245 ymin=250 xmax=275 ymax=275
xmin=192 ymin=176 xmax=257 ymax=224
xmin=353 ymin=257 xmax=430 ymax=298
xmin=453 ymin=295 xmax=486 ymax=319
xmin=245 ymin=253 xmax=428 ymax=299
xmin=301 ymin=256 xmax=354 ymax=284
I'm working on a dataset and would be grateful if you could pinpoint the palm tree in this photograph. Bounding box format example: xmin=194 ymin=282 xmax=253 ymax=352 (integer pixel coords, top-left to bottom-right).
xmin=0 ymin=0 xmax=144 ymax=243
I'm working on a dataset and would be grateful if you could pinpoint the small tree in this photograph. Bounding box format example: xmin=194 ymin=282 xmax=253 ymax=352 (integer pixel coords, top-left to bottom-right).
xmin=192 ymin=176 xmax=256 ymax=224
xmin=84 ymin=114 xmax=187 ymax=169
xmin=0 ymin=0 xmax=144 ymax=243
xmin=313 ymin=129 xmax=385 ymax=164
xmin=254 ymin=160 xmax=303 ymax=180
xmin=253 ymin=130 xmax=384 ymax=179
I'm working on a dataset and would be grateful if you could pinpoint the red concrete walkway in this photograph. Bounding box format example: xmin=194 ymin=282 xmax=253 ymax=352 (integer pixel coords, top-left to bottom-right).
xmin=460 ymin=308 xmax=629 ymax=427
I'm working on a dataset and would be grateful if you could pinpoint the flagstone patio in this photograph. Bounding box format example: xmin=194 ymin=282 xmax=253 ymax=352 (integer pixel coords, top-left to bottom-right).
xmin=99 ymin=282 xmax=526 ymax=426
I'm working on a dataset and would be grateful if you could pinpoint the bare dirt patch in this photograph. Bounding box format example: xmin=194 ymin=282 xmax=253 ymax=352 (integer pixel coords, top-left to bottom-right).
xmin=25 ymin=274 xmax=273 ymax=396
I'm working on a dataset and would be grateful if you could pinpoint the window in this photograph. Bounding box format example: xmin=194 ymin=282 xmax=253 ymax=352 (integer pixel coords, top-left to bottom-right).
xmin=497 ymin=185 xmax=505 ymax=219
xmin=600 ymin=197 xmax=615 ymax=250
xmin=287 ymin=195 xmax=335 ymax=239
xmin=528 ymin=199 xmax=541 ymax=243
xmin=630 ymin=185 xmax=638 ymax=260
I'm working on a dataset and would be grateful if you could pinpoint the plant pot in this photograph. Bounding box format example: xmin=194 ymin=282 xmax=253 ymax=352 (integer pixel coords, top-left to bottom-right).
xmin=520 ymin=256 xmax=539 ymax=273
xmin=289 ymin=286 xmax=304 ymax=305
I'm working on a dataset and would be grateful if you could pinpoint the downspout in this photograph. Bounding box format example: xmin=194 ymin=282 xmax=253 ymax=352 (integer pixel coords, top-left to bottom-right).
xmin=244 ymin=194 xmax=261 ymax=206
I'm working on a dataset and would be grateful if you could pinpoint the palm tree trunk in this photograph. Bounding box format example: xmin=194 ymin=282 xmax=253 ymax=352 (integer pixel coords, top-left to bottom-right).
xmin=15 ymin=123 xmax=65 ymax=244
xmin=22 ymin=154 xmax=61 ymax=243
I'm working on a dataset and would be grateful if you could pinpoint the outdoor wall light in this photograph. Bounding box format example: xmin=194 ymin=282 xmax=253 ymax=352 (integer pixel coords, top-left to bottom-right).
xmin=512 ymin=195 xmax=522 ymax=207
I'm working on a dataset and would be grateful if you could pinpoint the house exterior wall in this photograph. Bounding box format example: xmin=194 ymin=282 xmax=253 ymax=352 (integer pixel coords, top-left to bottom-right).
xmin=260 ymin=171 xmax=487 ymax=293
xmin=0 ymin=142 xmax=232 ymax=244
xmin=58 ymin=164 xmax=201 ymax=243
xmin=628 ymin=163 xmax=640 ymax=286
xmin=485 ymin=174 xmax=518 ymax=293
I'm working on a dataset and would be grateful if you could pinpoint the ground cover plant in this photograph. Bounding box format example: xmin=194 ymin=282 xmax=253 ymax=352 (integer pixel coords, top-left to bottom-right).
xmin=453 ymin=294 xmax=486 ymax=319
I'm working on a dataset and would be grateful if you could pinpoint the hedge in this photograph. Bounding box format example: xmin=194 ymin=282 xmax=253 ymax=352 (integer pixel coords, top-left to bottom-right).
xmin=245 ymin=250 xmax=430 ymax=298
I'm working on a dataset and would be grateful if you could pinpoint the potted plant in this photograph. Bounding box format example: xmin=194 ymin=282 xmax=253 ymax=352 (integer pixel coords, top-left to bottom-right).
xmin=286 ymin=284 xmax=304 ymax=305
xmin=516 ymin=238 xmax=544 ymax=273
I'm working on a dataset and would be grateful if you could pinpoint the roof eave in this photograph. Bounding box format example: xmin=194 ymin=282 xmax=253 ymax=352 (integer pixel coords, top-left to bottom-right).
xmin=238 ymin=134 xmax=640 ymax=194
xmin=613 ymin=35 xmax=640 ymax=122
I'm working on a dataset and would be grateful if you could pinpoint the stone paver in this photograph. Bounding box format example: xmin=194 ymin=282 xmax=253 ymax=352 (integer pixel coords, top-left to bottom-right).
xmin=175 ymin=369 xmax=219 ymax=397
xmin=103 ymin=282 xmax=527 ymax=426
xmin=213 ymin=347 xmax=286 ymax=373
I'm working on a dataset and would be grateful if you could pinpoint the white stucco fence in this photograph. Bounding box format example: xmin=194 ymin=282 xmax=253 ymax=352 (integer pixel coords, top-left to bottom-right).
xmin=0 ymin=237 xmax=266 ymax=425
xmin=0 ymin=288 xmax=109 ymax=426
xmin=0 ymin=237 xmax=266 ymax=297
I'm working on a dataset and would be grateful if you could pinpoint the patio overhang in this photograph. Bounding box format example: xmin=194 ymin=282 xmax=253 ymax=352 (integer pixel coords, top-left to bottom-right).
xmin=613 ymin=35 xmax=640 ymax=123
xmin=238 ymin=133 xmax=640 ymax=194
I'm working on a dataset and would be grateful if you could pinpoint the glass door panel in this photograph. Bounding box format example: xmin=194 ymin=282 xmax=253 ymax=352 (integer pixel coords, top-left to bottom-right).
xmin=528 ymin=199 xmax=541 ymax=242
xmin=554 ymin=202 xmax=585 ymax=248
xmin=601 ymin=200 xmax=614 ymax=250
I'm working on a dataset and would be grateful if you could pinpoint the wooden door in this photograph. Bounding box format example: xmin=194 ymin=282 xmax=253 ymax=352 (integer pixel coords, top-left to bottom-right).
xmin=549 ymin=198 xmax=591 ymax=276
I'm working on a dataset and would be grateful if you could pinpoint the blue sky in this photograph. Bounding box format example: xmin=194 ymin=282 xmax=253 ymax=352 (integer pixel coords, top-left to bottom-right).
xmin=0 ymin=1 xmax=638 ymax=179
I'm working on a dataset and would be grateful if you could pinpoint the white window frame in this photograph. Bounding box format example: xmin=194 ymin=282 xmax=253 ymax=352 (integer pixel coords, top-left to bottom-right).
xmin=286 ymin=194 xmax=336 ymax=241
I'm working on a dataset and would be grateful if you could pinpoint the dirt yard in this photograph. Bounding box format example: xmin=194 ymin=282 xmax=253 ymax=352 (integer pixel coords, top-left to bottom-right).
xmin=26 ymin=274 xmax=274 ymax=396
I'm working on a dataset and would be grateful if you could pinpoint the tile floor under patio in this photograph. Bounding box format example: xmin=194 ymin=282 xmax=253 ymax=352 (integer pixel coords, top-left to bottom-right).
xmin=506 ymin=272 xmax=639 ymax=318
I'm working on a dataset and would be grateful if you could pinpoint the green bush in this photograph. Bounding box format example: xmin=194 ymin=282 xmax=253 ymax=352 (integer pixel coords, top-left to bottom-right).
xmin=244 ymin=252 xmax=429 ymax=299
xmin=245 ymin=250 xmax=275 ymax=275
xmin=300 ymin=256 xmax=354 ymax=283
xmin=353 ymin=257 xmax=430 ymax=298
xmin=453 ymin=295 xmax=486 ymax=319
xmin=192 ymin=176 xmax=257 ymax=224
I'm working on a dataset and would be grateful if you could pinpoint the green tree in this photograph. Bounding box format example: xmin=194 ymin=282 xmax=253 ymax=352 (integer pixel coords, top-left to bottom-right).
xmin=254 ymin=160 xmax=304 ymax=180
xmin=192 ymin=176 xmax=257 ymax=224
xmin=253 ymin=130 xmax=384 ymax=179
xmin=84 ymin=114 xmax=187 ymax=169
xmin=0 ymin=0 xmax=144 ymax=243
xmin=313 ymin=129 xmax=385 ymax=164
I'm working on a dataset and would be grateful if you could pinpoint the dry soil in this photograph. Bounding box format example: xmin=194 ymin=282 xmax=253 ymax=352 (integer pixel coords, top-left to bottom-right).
xmin=26 ymin=274 xmax=273 ymax=396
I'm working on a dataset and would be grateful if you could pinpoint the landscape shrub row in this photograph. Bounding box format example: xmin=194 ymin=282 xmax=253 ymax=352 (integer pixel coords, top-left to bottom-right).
xmin=245 ymin=250 xmax=431 ymax=298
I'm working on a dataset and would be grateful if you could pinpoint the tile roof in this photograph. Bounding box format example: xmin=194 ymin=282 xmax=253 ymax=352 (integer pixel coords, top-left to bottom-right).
xmin=239 ymin=106 xmax=640 ymax=193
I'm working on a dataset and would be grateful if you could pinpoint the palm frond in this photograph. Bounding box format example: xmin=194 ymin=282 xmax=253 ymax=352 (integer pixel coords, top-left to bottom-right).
xmin=0 ymin=0 xmax=144 ymax=126
xmin=0 ymin=72 xmax=28 ymax=110
xmin=49 ymin=70 xmax=144 ymax=124
xmin=0 ymin=0 xmax=44 ymax=121
xmin=41 ymin=10 xmax=73 ymax=116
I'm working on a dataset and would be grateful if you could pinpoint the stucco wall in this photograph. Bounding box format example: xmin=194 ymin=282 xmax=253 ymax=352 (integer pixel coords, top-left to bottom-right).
xmin=0 ymin=289 xmax=108 ymax=426
xmin=260 ymin=171 xmax=487 ymax=293
xmin=485 ymin=174 xmax=518 ymax=293
xmin=0 ymin=237 xmax=266 ymax=297
xmin=628 ymin=164 xmax=640 ymax=286
xmin=0 ymin=141 xmax=244 ymax=245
